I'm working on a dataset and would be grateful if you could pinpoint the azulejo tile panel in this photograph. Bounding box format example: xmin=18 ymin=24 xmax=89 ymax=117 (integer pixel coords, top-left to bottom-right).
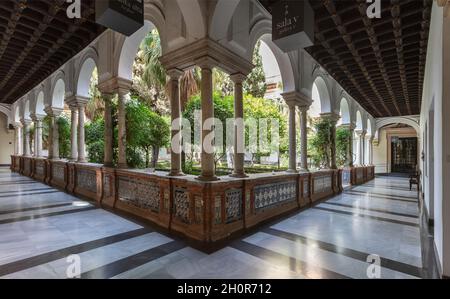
xmin=174 ymin=188 xmax=189 ymax=223
xmin=225 ymin=189 xmax=242 ymax=223
xmin=118 ymin=176 xmax=160 ymax=212
xmin=52 ymin=164 xmax=65 ymax=182
xmin=77 ymin=169 xmax=97 ymax=193
xmin=314 ymin=175 xmax=332 ymax=194
xmin=35 ymin=160 xmax=45 ymax=176
xmin=254 ymin=181 xmax=296 ymax=212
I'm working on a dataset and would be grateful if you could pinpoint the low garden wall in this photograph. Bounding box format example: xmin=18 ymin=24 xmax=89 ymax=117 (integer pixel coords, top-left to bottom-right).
xmin=10 ymin=155 xmax=374 ymax=243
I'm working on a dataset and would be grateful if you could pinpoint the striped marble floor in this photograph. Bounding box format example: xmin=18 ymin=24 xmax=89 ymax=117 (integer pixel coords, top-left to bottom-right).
xmin=0 ymin=167 xmax=432 ymax=279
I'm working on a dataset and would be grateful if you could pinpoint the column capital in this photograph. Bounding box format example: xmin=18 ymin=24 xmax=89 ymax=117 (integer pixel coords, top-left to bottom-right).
xmin=97 ymin=76 xmax=132 ymax=94
xmin=339 ymin=123 xmax=356 ymax=131
xmin=230 ymin=73 xmax=247 ymax=84
xmin=281 ymin=91 xmax=312 ymax=107
xmin=20 ymin=118 xmax=32 ymax=126
xmin=355 ymin=129 xmax=367 ymax=137
xmin=30 ymin=113 xmax=45 ymax=122
xmin=320 ymin=112 xmax=340 ymax=123
xmin=66 ymin=95 xmax=89 ymax=108
xmin=44 ymin=106 xmax=63 ymax=117
xmin=167 ymin=68 xmax=184 ymax=80
xmin=195 ymin=56 xmax=218 ymax=70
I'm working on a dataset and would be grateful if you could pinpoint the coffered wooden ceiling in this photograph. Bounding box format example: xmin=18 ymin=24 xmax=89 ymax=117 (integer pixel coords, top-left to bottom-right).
xmin=0 ymin=0 xmax=105 ymax=104
xmin=259 ymin=0 xmax=432 ymax=117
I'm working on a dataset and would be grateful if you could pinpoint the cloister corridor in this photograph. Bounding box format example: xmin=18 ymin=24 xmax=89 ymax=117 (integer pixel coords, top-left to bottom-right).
xmin=0 ymin=167 xmax=437 ymax=279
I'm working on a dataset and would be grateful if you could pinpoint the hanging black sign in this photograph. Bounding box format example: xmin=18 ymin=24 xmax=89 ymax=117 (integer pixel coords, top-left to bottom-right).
xmin=272 ymin=0 xmax=314 ymax=52
xmin=96 ymin=0 xmax=144 ymax=36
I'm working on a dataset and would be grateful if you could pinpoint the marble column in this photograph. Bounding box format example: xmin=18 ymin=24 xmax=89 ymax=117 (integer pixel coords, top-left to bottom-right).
xmin=299 ymin=106 xmax=309 ymax=171
xmin=230 ymin=73 xmax=247 ymax=178
xmin=21 ymin=120 xmax=31 ymax=157
xmin=287 ymin=104 xmax=297 ymax=173
xmin=45 ymin=107 xmax=62 ymax=160
xmin=117 ymin=89 xmax=128 ymax=169
xmin=51 ymin=115 xmax=60 ymax=160
xmin=70 ymin=105 xmax=78 ymax=161
xmin=347 ymin=126 xmax=355 ymax=167
xmin=196 ymin=58 xmax=217 ymax=181
xmin=355 ymin=130 xmax=365 ymax=166
xmin=103 ymin=93 xmax=114 ymax=167
xmin=14 ymin=125 xmax=22 ymax=155
xmin=167 ymin=69 xmax=184 ymax=176
xmin=33 ymin=117 xmax=43 ymax=158
xmin=77 ymin=101 xmax=87 ymax=163
xmin=321 ymin=113 xmax=340 ymax=169
xmin=369 ymin=136 xmax=374 ymax=165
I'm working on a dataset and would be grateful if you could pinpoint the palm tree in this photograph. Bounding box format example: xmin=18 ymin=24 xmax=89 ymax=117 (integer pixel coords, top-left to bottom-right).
xmin=140 ymin=30 xmax=199 ymax=112
xmin=86 ymin=68 xmax=105 ymax=121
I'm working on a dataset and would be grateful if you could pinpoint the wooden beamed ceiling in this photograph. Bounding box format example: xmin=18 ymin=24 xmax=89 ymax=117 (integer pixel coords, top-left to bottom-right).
xmin=0 ymin=0 xmax=105 ymax=104
xmin=259 ymin=0 xmax=432 ymax=117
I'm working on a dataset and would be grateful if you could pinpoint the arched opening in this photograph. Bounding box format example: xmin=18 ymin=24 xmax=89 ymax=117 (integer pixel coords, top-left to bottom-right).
xmin=24 ymin=100 xmax=31 ymax=120
xmin=338 ymin=98 xmax=350 ymax=125
xmin=36 ymin=91 xmax=45 ymax=116
xmin=372 ymin=123 xmax=419 ymax=175
xmin=310 ymin=76 xmax=331 ymax=119
xmin=52 ymin=79 xmax=65 ymax=109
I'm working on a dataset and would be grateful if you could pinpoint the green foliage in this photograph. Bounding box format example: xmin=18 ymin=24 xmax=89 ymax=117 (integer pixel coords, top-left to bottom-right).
xmin=126 ymin=98 xmax=170 ymax=168
xmin=141 ymin=29 xmax=166 ymax=89
xmin=309 ymin=118 xmax=333 ymax=169
xmin=57 ymin=115 xmax=71 ymax=159
xmin=336 ymin=127 xmax=351 ymax=167
xmin=244 ymin=40 xmax=267 ymax=98
xmin=86 ymin=118 xmax=105 ymax=164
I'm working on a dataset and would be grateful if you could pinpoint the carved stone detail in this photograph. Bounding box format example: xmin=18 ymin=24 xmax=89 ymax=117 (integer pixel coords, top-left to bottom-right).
xmin=254 ymin=181 xmax=296 ymax=211
xmin=118 ymin=176 xmax=160 ymax=212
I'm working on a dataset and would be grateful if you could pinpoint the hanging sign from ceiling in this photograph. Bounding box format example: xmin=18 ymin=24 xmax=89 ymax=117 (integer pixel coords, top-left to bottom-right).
xmin=95 ymin=0 xmax=144 ymax=36
xmin=272 ymin=0 xmax=314 ymax=52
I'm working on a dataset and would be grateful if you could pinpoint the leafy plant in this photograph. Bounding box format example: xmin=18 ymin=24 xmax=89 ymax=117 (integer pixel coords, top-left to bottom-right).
xmin=309 ymin=118 xmax=333 ymax=169
xmin=57 ymin=115 xmax=71 ymax=159
xmin=243 ymin=40 xmax=267 ymax=98
xmin=336 ymin=127 xmax=351 ymax=167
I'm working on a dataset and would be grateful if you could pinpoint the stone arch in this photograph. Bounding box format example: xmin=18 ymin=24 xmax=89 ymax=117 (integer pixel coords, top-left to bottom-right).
xmin=310 ymin=76 xmax=332 ymax=117
xmin=23 ymin=99 xmax=31 ymax=121
xmin=356 ymin=110 xmax=363 ymax=130
xmin=0 ymin=104 xmax=11 ymax=126
xmin=339 ymin=98 xmax=350 ymax=125
xmin=176 ymin=0 xmax=206 ymax=39
xmin=248 ymin=19 xmax=296 ymax=93
xmin=375 ymin=116 xmax=420 ymax=135
xmin=14 ymin=105 xmax=20 ymax=124
xmin=366 ymin=118 xmax=372 ymax=136
xmin=35 ymin=91 xmax=45 ymax=116
xmin=116 ymin=4 xmax=166 ymax=81
xmin=75 ymin=48 xmax=99 ymax=98
xmin=49 ymin=71 xmax=66 ymax=108
xmin=210 ymin=0 xmax=241 ymax=42
xmin=117 ymin=20 xmax=163 ymax=81
xmin=51 ymin=78 xmax=66 ymax=109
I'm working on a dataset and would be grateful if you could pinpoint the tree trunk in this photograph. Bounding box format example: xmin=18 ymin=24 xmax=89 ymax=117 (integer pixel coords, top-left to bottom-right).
xmin=145 ymin=148 xmax=150 ymax=168
xmin=151 ymin=146 xmax=159 ymax=168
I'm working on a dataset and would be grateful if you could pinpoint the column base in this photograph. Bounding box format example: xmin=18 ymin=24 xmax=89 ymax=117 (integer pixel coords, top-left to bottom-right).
xmin=196 ymin=175 xmax=219 ymax=182
xmin=229 ymin=172 xmax=248 ymax=178
xmin=77 ymin=159 xmax=87 ymax=164
xmin=299 ymin=168 xmax=309 ymax=173
xmin=117 ymin=163 xmax=128 ymax=169
xmin=103 ymin=162 xmax=114 ymax=168
xmin=168 ymin=171 xmax=185 ymax=177
xmin=286 ymin=169 xmax=298 ymax=174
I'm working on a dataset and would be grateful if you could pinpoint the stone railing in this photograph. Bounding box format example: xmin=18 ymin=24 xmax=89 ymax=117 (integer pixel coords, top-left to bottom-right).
xmin=342 ymin=165 xmax=375 ymax=186
xmin=10 ymin=155 xmax=374 ymax=244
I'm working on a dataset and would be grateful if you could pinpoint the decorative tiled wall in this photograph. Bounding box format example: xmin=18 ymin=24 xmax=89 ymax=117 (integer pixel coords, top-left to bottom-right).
xmin=76 ymin=169 xmax=97 ymax=194
xmin=225 ymin=189 xmax=242 ymax=223
xmin=174 ymin=187 xmax=189 ymax=223
xmin=52 ymin=164 xmax=65 ymax=182
xmin=254 ymin=181 xmax=296 ymax=211
xmin=118 ymin=176 xmax=160 ymax=212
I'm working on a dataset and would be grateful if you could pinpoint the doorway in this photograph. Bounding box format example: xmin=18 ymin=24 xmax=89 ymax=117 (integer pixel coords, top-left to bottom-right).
xmin=391 ymin=137 xmax=418 ymax=173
